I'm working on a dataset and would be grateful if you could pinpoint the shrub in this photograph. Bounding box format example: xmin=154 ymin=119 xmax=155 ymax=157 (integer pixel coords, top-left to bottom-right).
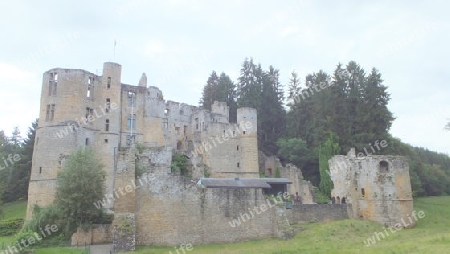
xmin=171 ymin=153 xmax=188 ymax=175
xmin=313 ymin=187 xmax=330 ymax=204
xmin=0 ymin=218 xmax=24 ymax=236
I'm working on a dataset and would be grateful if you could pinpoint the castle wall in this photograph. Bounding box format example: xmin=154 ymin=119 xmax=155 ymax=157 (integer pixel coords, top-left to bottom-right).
xmin=127 ymin=147 xmax=276 ymax=246
xmin=285 ymin=204 xmax=350 ymax=224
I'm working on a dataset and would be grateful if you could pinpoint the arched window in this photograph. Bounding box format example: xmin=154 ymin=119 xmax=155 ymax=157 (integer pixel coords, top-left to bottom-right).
xmin=380 ymin=161 xmax=389 ymax=173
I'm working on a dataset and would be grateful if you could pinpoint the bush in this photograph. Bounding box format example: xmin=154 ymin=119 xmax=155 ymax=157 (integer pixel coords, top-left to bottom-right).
xmin=13 ymin=230 xmax=39 ymax=253
xmin=0 ymin=218 xmax=24 ymax=236
xmin=313 ymin=187 xmax=330 ymax=204
xmin=171 ymin=153 xmax=188 ymax=175
xmin=22 ymin=205 xmax=62 ymax=233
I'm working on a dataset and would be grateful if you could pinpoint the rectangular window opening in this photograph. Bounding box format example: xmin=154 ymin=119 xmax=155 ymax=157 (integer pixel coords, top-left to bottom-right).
xmin=45 ymin=105 xmax=50 ymax=122
xmin=128 ymin=91 xmax=136 ymax=107
xmin=49 ymin=73 xmax=58 ymax=96
xmin=85 ymin=107 xmax=93 ymax=123
xmin=105 ymin=119 xmax=110 ymax=131
xmin=85 ymin=138 xmax=89 ymax=146
xmin=107 ymin=77 xmax=111 ymax=89
xmin=106 ymin=98 xmax=111 ymax=113
xmin=39 ymin=167 xmax=42 ymax=174
xmin=127 ymin=114 xmax=136 ymax=130
xmin=46 ymin=104 xmax=55 ymax=121
xmin=126 ymin=135 xmax=132 ymax=146
xmin=87 ymin=77 xmax=94 ymax=100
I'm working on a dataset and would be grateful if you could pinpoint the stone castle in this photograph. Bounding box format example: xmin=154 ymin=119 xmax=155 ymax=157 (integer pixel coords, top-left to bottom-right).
xmin=26 ymin=62 xmax=414 ymax=250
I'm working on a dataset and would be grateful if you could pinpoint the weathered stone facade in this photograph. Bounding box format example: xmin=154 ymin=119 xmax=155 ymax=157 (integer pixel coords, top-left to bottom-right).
xmin=329 ymin=149 xmax=414 ymax=227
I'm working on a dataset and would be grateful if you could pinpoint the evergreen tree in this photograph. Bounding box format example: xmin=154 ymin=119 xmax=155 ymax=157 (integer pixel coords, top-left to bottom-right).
xmin=237 ymin=58 xmax=261 ymax=109
xmin=200 ymin=71 xmax=220 ymax=110
xmin=218 ymin=73 xmax=237 ymax=123
xmin=318 ymin=133 xmax=340 ymax=198
xmin=200 ymin=71 xmax=237 ymax=122
xmin=259 ymin=66 xmax=286 ymax=154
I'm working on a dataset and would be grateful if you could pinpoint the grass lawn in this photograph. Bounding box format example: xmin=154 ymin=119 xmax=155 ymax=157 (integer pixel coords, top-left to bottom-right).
xmin=2 ymin=197 xmax=450 ymax=253
xmin=2 ymin=200 xmax=27 ymax=220
xmin=0 ymin=200 xmax=27 ymax=248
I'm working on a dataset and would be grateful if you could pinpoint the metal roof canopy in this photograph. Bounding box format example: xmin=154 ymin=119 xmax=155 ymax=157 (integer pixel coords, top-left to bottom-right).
xmin=198 ymin=178 xmax=292 ymax=189
xmin=262 ymin=178 xmax=293 ymax=184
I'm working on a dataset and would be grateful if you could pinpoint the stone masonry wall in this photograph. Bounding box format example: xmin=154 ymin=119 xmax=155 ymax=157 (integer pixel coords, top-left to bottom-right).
xmin=71 ymin=225 xmax=113 ymax=246
xmin=133 ymin=147 xmax=278 ymax=246
xmin=285 ymin=204 xmax=351 ymax=224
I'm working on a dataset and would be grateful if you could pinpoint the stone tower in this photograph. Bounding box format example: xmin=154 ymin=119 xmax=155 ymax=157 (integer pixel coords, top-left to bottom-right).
xmin=236 ymin=107 xmax=258 ymax=178
xmin=26 ymin=63 xmax=123 ymax=219
xmin=329 ymin=150 xmax=415 ymax=227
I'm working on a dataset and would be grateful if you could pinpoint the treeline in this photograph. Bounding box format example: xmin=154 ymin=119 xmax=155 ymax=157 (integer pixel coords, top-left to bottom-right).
xmin=200 ymin=58 xmax=450 ymax=197
xmin=0 ymin=120 xmax=36 ymax=210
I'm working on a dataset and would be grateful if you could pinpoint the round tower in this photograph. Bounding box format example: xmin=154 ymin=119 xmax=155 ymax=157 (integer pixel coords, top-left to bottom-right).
xmin=236 ymin=107 xmax=259 ymax=178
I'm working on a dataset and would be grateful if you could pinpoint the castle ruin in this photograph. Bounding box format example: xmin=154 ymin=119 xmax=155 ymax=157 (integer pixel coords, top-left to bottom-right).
xmin=26 ymin=62 xmax=414 ymax=250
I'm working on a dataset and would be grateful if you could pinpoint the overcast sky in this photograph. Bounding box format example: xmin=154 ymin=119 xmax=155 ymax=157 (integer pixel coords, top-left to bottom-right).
xmin=0 ymin=0 xmax=448 ymax=154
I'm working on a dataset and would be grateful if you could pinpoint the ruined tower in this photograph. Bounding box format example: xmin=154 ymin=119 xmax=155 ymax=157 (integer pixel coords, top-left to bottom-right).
xmin=26 ymin=63 xmax=123 ymax=219
xmin=329 ymin=150 xmax=415 ymax=227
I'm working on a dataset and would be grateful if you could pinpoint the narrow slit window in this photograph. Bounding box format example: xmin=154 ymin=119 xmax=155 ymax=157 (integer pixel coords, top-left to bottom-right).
xmin=106 ymin=98 xmax=111 ymax=113
xmin=87 ymin=77 xmax=94 ymax=100
xmin=105 ymin=119 xmax=110 ymax=131
xmin=49 ymin=104 xmax=55 ymax=121
xmin=45 ymin=105 xmax=50 ymax=122
xmin=107 ymin=77 xmax=111 ymax=89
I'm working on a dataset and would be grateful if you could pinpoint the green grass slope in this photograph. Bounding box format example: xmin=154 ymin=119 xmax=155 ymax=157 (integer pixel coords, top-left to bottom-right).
xmin=2 ymin=200 xmax=27 ymax=220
